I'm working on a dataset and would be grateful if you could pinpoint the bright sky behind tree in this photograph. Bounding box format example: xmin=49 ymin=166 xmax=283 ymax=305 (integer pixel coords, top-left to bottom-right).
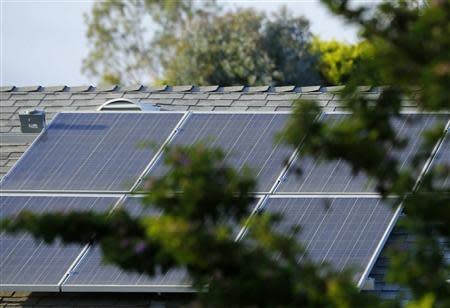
xmin=1 ymin=0 xmax=362 ymax=86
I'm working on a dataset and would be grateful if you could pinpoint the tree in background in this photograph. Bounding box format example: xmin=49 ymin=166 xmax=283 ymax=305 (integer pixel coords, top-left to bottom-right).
xmin=2 ymin=0 xmax=449 ymax=307
xmin=262 ymin=7 xmax=323 ymax=86
xmin=311 ymin=38 xmax=372 ymax=85
xmin=162 ymin=9 xmax=274 ymax=86
xmin=164 ymin=7 xmax=322 ymax=86
xmin=83 ymin=2 xmax=322 ymax=86
xmin=82 ymin=0 xmax=217 ymax=85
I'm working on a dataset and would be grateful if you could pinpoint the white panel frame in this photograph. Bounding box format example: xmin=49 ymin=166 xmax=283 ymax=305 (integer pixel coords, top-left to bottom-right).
xmin=0 ymin=284 xmax=60 ymax=292
xmin=61 ymin=284 xmax=195 ymax=293
xmin=130 ymin=111 xmax=191 ymax=192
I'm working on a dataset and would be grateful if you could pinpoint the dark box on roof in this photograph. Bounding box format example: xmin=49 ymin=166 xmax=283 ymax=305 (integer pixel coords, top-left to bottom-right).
xmin=19 ymin=109 xmax=46 ymax=133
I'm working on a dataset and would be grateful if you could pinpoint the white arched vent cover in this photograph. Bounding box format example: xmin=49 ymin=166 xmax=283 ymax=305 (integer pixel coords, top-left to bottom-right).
xmin=98 ymin=98 xmax=160 ymax=111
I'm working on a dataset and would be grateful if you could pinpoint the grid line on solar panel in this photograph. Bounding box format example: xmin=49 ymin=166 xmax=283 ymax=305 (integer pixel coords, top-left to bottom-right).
xmin=0 ymin=112 xmax=184 ymax=192
xmin=0 ymin=195 xmax=118 ymax=291
xmin=276 ymin=113 xmax=450 ymax=194
xmin=261 ymin=196 xmax=397 ymax=285
xmin=146 ymin=112 xmax=295 ymax=192
xmin=62 ymin=197 xmax=191 ymax=291
xmin=426 ymin=123 xmax=450 ymax=188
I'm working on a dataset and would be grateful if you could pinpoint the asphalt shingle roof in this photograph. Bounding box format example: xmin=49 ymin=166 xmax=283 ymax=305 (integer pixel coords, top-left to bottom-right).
xmin=2 ymin=84 xmax=413 ymax=133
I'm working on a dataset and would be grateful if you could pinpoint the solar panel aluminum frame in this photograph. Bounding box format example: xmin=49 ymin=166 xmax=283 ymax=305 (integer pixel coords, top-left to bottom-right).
xmin=268 ymin=112 xmax=323 ymax=195
xmin=1 ymin=284 xmax=61 ymax=293
xmin=60 ymin=284 xmax=195 ymax=293
xmin=422 ymin=118 xmax=450 ymax=182
xmin=0 ymin=194 xmax=123 ymax=292
xmin=180 ymin=111 xmax=292 ymax=115
xmin=0 ymin=192 xmax=125 ymax=198
xmin=232 ymin=194 xmax=266 ymax=241
xmin=0 ymin=111 xmax=188 ymax=194
xmin=129 ymin=111 xmax=191 ymax=192
xmin=325 ymin=110 xmax=450 ymax=115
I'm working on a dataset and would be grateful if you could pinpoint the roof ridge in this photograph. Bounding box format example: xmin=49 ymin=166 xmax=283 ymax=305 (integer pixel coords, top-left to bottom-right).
xmin=0 ymin=85 xmax=381 ymax=94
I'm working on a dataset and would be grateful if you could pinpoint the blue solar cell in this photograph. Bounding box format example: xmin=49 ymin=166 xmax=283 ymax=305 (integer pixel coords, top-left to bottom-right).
xmin=1 ymin=112 xmax=183 ymax=191
xmin=62 ymin=197 xmax=190 ymax=292
xmin=148 ymin=113 xmax=294 ymax=192
xmin=277 ymin=113 xmax=449 ymax=193
xmin=0 ymin=195 xmax=118 ymax=291
xmin=262 ymin=197 xmax=396 ymax=284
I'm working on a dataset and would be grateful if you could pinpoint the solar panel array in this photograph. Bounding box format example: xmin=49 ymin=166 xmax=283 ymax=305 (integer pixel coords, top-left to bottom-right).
xmin=1 ymin=111 xmax=448 ymax=292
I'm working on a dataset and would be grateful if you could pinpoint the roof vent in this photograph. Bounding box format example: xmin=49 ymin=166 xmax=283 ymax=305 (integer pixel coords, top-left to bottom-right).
xmin=98 ymin=98 xmax=160 ymax=111
xmin=19 ymin=109 xmax=46 ymax=133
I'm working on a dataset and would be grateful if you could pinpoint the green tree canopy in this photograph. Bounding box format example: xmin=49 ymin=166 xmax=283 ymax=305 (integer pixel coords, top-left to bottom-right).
xmin=83 ymin=2 xmax=322 ymax=86
xmin=163 ymin=8 xmax=322 ymax=86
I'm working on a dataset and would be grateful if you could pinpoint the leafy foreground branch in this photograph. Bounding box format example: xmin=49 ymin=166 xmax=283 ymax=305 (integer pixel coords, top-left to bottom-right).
xmin=2 ymin=145 xmax=387 ymax=307
xmin=281 ymin=1 xmax=450 ymax=307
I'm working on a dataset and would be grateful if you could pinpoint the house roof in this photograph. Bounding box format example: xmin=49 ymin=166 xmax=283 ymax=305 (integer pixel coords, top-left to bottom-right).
xmin=1 ymin=85 xmax=398 ymax=134
xmin=0 ymin=84 xmax=423 ymax=306
xmin=0 ymin=84 xmax=419 ymax=179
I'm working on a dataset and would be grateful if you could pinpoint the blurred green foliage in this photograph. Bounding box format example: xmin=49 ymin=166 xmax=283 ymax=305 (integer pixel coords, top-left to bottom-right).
xmin=311 ymin=38 xmax=372 ymax=85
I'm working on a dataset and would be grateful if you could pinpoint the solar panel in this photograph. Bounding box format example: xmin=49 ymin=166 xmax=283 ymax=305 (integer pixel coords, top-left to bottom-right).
xmin=262 ymin=197 xmax=397 ymax=285
xmin=1 ymin=112 xmax=184 ymax=192
xmin=0 ymin=195 xmax=118 ymax=291
xmin=276 ymin=113 xmax=449 ymax=193
xmin=62 ymin=197 xmax=191 ymax=292
xmin=147 ymin=113 xmax=294 ymax=192
xmin=429 ymin=126 xmax=450 ymax=188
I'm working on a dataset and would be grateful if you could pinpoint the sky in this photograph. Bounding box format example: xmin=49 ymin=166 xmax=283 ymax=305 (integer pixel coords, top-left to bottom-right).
xmin=1 ymin=0 xmax=363 ymax=87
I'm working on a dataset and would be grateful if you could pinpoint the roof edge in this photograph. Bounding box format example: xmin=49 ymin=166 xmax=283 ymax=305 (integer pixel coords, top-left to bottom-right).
xmin=0 ymin=85 xmax=384 ymax=94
